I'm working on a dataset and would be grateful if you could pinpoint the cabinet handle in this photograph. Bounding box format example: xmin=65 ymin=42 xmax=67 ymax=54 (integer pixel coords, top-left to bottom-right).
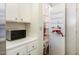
xmin=16 ymin=52 xmax=20 ymax=55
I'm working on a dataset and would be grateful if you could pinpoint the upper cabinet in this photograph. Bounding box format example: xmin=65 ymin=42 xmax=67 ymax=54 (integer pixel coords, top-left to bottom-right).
xmin=18 ymin=4 xmax=31 ymax=23
xmin=6 ymin=4 xmax=31 ymax=23
xmin=6 ymin=3 xmax=18 ymax=22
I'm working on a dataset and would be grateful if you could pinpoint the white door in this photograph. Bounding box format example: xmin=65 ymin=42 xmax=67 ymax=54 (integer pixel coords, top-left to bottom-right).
xmin=6 ymin=3 xmax=18 ymax=22
xmin=48 ymin=4 xmax=65 ymax=55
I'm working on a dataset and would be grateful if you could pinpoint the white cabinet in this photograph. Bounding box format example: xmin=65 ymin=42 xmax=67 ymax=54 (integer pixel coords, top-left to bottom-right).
xmin=18 ymin=4 xmax=31 ymax=22
xmin=27 ymin=40 xmax=38 ymax=55
xmin=6 ymin=4 xmax=31 ymax=23
xmin=7 ymin=44 xmax=28 ymax=55
xmin=7 ymin=40 xmax=38 ymax=55
xmin=28 ymin=49 xmax=38 ymax=55
xmin=6 ymin=3 xmax=18 ymax=22
xmin=27 ymin=40 xmax=37 ymax=51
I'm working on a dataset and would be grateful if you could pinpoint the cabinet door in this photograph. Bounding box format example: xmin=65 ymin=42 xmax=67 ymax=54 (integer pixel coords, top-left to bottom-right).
xmin=18 ymin=4 xmax=31 ymax=22
xmin=6 ymin=3 xmax=18 ymax=22
xmin=7 ymin=45 xmax=28 ymax=55
xmin=27 ymin=40 xmax=38 ymax=55
xmin=27 ymin=41 xmax=37 ymax=52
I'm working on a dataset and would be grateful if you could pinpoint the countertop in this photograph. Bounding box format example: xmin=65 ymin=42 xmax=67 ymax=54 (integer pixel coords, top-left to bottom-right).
xmin=6 ymin=36 xmax=38 ymax=50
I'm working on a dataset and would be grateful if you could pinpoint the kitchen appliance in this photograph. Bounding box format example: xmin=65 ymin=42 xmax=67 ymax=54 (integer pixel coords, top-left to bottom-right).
xmin=6 ymin=30 xmax=26 ymax=41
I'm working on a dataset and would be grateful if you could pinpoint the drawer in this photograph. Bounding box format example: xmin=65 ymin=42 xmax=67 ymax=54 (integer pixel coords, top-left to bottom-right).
xmin=28 ymin=49 xmax=38 ymax=55
xmin=7 ymin=45 xmax=27 ymax=55
xmin=27 ymin=41 xmax=37 ymax=52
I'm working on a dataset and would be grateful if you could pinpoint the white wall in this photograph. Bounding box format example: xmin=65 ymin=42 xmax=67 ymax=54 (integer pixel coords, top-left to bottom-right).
xmin=29 ymin=4 xmax=40 ymax=36
xmin=66 ymin=3 xmax=77 ymax=55
xmin=29 ymin=4 xmax=43 ymax=55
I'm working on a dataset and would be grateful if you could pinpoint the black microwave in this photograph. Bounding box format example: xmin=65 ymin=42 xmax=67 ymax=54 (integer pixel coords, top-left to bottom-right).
xmin=6 ymin=30 xmax=26 ymax=41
